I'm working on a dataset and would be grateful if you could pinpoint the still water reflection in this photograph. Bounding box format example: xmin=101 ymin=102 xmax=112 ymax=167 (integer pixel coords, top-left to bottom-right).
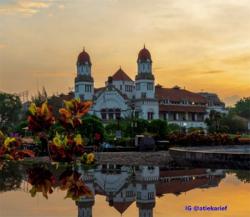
xmin=1 ymin=162 xmax=250 ymax=217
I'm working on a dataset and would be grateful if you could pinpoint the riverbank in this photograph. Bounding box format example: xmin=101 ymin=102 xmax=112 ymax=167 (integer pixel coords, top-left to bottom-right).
xmin=22 ymin=146 xmax=250 ymax=169
xmin=23 ymin=151 xmax=174 ymax=166
xmin=95 ymin=151 xmax=173 ymax=166
xmin=169 ymin=145 xmax=250 ymax=169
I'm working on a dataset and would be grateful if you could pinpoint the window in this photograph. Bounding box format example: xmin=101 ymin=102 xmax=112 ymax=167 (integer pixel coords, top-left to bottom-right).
xmin=101 ymin=109 xmax=107 ymax=120
xmin=75 ymin=85 xmax=79 ymax=92
xmin=85 ymin=84 xmax=92 ymax=92
xmin=108 ymin=109 xmax=114 ymax=120
xmin=126 ymin=191 xmax=134 ymax=197
xmin=136 ymin=83 xmax=140 ymax=90
xmin=148 ymin=192 xmax=154 ymax=199
xmin=120 ymin=85 xmax=122 ymax=90
xmin=137 ymin=192 xmax=141 ymax=200
xmin=115 ymin=108 xmax=121 ymax=119
xmin=125 ymin=85 xmax=133 ymax=92
xmin=141 ymin=92 xmax=147 ymax=98
xmin=182 ymin=113 xmax=186 ymax=121
xmin=163 ymin=112 xmax=168 ymax=120
xmin=147 ymin=82 xmax=153 ymax=90
xmin=192 ymin=113 xmax=196 ymax=121
xmin=173 ymin=112 xmax=178 ymax=121
xmin=147 ymin=112 xmax=153 ymax=120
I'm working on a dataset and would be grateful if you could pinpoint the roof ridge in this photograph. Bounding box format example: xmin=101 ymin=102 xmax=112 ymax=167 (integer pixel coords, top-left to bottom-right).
xmin=112 ymin=68 xmax=133 ymax=81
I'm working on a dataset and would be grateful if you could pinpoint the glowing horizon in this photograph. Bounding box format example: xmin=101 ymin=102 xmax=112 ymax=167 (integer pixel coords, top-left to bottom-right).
xmin=0 ymin=0 xmax=250 ymax=106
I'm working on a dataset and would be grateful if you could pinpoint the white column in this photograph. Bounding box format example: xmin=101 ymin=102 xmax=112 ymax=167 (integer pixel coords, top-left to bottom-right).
xmin=195 ymin=113 xmax=198 ymax=121
xmin=176 ymin=113 xmax=179 ymax=121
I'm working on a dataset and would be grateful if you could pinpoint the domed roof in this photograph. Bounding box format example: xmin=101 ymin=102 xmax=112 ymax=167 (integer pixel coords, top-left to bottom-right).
xmin=137 ymin=45 xmax=152 ymax=62
xmin=77 ymin=48 xmax=91 ymax=65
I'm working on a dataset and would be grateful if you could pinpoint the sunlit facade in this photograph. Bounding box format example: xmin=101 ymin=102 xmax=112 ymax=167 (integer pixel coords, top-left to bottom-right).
xmin=74 ymin=46 xmax=226 ymax=129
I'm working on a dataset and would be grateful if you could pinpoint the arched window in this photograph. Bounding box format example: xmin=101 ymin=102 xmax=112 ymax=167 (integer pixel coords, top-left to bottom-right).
xmin=101 ymin=109 xmax=107 ymax=120
xmin=115 ymin=108 xmax=121 ymax=119
xmin=108 ymin=109 xmax=114 ymax=120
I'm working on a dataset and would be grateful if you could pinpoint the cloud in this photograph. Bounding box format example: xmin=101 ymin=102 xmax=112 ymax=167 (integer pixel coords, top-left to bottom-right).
xmin=58 ymin=4 xmax=64 ymax=10
xmin=32 ymin=71 xmax=73 ymax=78
xmin=0 ymin=43 xmax=6 ymax=49
xmin=223 ymin=53 xmax=250 ymax=65
xmin=224 ymin=95 xmax=241 ymax=106
xmin=201 ymin=70 xmax=224 ymax=74
xmin=153 ymin=66 xmax=164 ymax=71
xmin=0 ymin=0 xmax=58 ymax=16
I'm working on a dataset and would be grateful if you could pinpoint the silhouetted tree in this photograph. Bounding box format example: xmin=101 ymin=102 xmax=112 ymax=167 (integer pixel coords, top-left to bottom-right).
xmin=233 ymin=97 xmax=250 ymax=120
xmin=0 ymin=92 xmax=22 ymax=133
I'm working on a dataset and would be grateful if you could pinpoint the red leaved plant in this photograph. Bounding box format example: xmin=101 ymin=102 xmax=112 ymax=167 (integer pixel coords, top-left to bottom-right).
xmin=59 ymin=169 xmax=92 ymax=200
xmin=0 ymin=133 xmax=35 ymax=160
xmin=27 ymin=166 xmax=56 ymax=199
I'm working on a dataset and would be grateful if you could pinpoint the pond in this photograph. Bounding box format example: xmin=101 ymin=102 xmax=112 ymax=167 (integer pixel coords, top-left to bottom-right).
xmin=0 ymin=162 xmax=250 ymax=217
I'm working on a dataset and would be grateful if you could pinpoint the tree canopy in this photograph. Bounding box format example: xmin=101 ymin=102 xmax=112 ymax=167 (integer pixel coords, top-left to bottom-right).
xmin=205 ymin=109 xmax=248 ymax=134
xmin=233 ymin=97 xmax=250 ymax=120
xmin=0 ymin=92 xmax=22 ymax=133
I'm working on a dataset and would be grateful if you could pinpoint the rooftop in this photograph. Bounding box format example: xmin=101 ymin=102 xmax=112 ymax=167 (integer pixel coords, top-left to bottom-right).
xmin=112 ymin=68 xmax=133 ymax=82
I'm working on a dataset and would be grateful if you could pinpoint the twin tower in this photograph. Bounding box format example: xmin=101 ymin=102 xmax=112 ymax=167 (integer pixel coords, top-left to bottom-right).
xmin=74 ymin=46 xmax=156 ymax=101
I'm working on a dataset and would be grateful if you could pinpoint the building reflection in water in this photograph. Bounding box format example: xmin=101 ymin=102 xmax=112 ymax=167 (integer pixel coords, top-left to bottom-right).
xmin=76 ymin=165 xmax=225 ymax=217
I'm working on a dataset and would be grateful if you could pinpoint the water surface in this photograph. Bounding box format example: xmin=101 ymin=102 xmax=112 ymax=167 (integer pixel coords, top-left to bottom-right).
xmin=0 ymin=163 xmax=250 ymax=217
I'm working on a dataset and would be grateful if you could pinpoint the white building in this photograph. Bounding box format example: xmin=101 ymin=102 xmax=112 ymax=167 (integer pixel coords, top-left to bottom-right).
xmin=74 ymin=46 xmax=227 ymax=129
xmin=198 ymin=92 xmax=228 ymax=118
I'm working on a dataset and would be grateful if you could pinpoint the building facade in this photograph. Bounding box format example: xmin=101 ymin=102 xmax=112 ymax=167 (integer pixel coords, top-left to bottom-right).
xmin=74 ymin=46 xmax=227 ymax=129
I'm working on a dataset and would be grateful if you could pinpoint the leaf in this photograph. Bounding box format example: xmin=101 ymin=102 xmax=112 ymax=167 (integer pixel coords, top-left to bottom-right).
xmin=29 ymin=186 xmax=37 ymax=197
xmin=18 ymin=150 xmax=35 ymax=158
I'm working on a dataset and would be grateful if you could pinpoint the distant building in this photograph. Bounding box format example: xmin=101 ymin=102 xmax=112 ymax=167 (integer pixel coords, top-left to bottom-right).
xmin=156 ymin=85 xmax=207 ymax=129
xmin=198 ymin=92 xmax=228 ymax=116
xmin=74 ymin=46 xmax=227 ymax=129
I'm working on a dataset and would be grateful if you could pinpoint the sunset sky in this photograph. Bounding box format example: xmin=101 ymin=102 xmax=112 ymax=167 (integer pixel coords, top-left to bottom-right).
xmin=0 ymin=0 xmax=250 ymax=105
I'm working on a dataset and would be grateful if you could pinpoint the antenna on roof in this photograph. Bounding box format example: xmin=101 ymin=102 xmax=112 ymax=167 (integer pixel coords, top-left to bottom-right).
xmin=83 ymin=46 xmax=85 ymax=51
xmin=143 ymin=43 xmax=145 ymax=48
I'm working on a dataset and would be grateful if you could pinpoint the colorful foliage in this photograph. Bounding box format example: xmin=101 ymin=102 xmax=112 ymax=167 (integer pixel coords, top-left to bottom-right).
xmin=26 ymin=99 xmax=95 ymax=163
xmin=28 ymin=102 xmax=55 ymax=132
xmin=27 ymin=166 xmax=55 ymax=199
xmin=59 ymin=169 xmax=92 ymax=200
xmin=0 ymin=131 xmax=35 ymax=160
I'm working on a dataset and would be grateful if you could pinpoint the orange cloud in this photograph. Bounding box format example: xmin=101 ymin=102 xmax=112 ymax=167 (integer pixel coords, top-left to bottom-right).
xmin=0 ymin=0 xmax=54 ymax=16
xmin=32 ymin=71 xmax=73 ymax=78
xmin=0 ymin=43 xmax=6 ymax=49
xmin=0 ymin=0 xmax=250 ymax=106
xmin=223 ymin=53 xmax=250 ymax=65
